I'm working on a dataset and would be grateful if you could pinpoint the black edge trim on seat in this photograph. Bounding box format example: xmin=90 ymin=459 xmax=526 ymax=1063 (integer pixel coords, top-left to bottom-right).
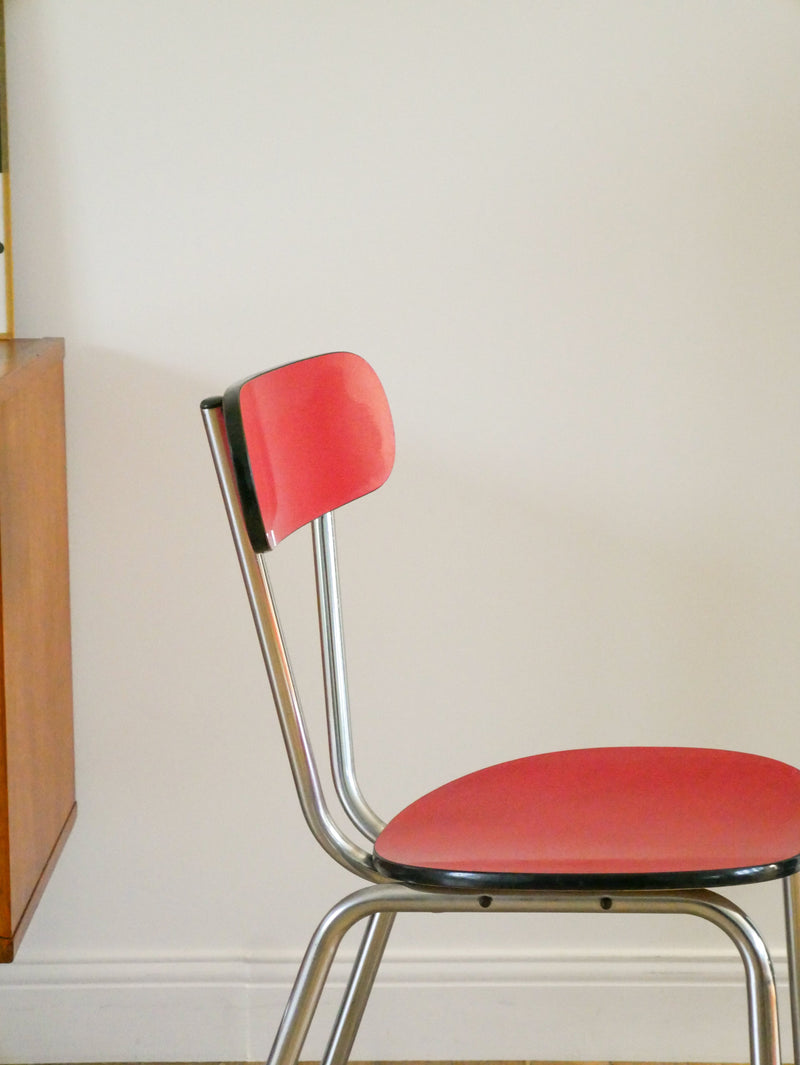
xmin=221 ymin=377 xmax=272 ymax=554
xmin=372 ymin=851 xmax=800 ymax=892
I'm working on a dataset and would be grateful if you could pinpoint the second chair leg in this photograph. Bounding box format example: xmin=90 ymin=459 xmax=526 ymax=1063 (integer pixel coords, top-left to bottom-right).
xmin=784 ymin=873 xmax=800 ymax=1065
xmin=266 ymin=888 xmax=391 ymax=1065
xmin=321 ymin=911 xmax=396 ymax=1065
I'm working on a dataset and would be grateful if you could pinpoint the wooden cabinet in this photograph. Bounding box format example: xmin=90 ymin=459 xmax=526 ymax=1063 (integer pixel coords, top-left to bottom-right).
xmin=0 ymin=338 xmax=76 ymax=960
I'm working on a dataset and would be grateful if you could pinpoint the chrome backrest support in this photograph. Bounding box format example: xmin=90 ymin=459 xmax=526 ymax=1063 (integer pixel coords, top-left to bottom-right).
xmin=202 ymin=398 xmax=381 ymax=882
xmin=313 ymin=513 xmax=385 ymax=841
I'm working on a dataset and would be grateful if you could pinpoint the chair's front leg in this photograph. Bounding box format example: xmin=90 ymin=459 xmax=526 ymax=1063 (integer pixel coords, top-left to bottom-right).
xmin=321 ymin=911 xmax=396 ymax=1065
xmin=784 ymin=872 xmax=800 ymax=1065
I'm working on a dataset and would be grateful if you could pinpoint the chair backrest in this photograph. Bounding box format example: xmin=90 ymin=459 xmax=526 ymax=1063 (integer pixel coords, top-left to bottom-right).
xmin=202 ymin=352 xmax=395 ymax=882
xmin=222 ymin=351 xmax=396 ymax=551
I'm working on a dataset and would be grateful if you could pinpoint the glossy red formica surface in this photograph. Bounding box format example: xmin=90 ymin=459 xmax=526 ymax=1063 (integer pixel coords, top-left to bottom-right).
xmin=374 ymin=747 xmax=800 ymax=888
xmin=228 ymin=352 xmax=395 ymax=548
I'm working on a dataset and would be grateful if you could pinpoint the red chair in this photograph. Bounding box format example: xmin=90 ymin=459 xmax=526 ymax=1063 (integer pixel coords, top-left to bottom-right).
xmin=202 ymin=351 xmax=800 ymax=1065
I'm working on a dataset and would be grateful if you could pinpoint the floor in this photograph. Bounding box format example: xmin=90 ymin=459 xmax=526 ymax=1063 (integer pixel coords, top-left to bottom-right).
xmin=47 ymin=1060 xmax=734 ymax=1065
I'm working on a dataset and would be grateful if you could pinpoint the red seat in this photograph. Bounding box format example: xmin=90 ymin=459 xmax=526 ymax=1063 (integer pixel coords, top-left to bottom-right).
xmin=202 ymin=352 xmax=800 ymax=1065
xmin=375 ymin=746 xmax=800 ymax=888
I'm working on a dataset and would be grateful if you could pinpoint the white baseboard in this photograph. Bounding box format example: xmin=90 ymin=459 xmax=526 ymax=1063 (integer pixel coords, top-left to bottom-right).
xmin=0 ymin=949 xmax=790 ymax=1063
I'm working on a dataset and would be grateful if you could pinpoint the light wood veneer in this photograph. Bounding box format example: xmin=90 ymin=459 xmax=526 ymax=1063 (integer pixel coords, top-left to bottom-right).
xmin=0 ymin=337 xmax=76 ymax=960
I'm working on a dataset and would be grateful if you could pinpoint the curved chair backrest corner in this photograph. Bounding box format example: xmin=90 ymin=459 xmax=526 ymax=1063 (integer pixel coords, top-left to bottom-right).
xmin=222 ymin=352 xmax=396 ymax=552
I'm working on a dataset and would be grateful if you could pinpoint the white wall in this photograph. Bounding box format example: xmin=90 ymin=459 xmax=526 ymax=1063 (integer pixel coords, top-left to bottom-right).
xmin=3 ymin=1 xmax=800 ymax=1061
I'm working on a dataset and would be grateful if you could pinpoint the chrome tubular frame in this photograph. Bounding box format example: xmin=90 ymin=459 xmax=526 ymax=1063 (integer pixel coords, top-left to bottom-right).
xmin=784 ymin=871 xmax=800 ymax=1065
xmin=312 ymin=513 xmax=385 ymax=841
xmin=320 ymin=911 xmax=396 ymax=1065
xmin=204 ymin=396 xmax=788 ymax=1065
xmin=266 ymin=885 xmax=781 ymax=1065
xmin=202 ymin=402 xmax=381 ymax=881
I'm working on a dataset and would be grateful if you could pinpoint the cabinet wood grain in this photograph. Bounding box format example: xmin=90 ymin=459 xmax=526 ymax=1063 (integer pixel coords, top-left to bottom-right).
xmin=0 ymin=337 xmax=76 ymax=960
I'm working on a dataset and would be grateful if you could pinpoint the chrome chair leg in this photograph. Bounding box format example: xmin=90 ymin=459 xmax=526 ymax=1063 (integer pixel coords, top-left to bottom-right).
xmin=321 ymin=911 xmax=396 ymax=1065
xmin=266 ymin=883 xmax=781 ymax=1065
xmin=784 ymin=873 xmax=800 ymax=1064
xmin=266 ymin=889 xmax=385 ymax=1065
xmin=680 ymin=889 xmax=780 ymax=1065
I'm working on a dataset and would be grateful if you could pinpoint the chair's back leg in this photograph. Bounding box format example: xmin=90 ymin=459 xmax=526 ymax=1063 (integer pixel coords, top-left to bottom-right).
xmin=784 ymin=873 xmax=800 ymax=1064
xmin=321 ymin=911 xmax=396 ymax=1065
xmin=266 ymin=890 xmax=388 ymax=1065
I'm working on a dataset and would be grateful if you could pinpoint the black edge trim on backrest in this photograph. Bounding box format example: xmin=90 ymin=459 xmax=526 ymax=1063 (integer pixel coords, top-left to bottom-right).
xmin=221 ymin=378 xmax=272 ymax=554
